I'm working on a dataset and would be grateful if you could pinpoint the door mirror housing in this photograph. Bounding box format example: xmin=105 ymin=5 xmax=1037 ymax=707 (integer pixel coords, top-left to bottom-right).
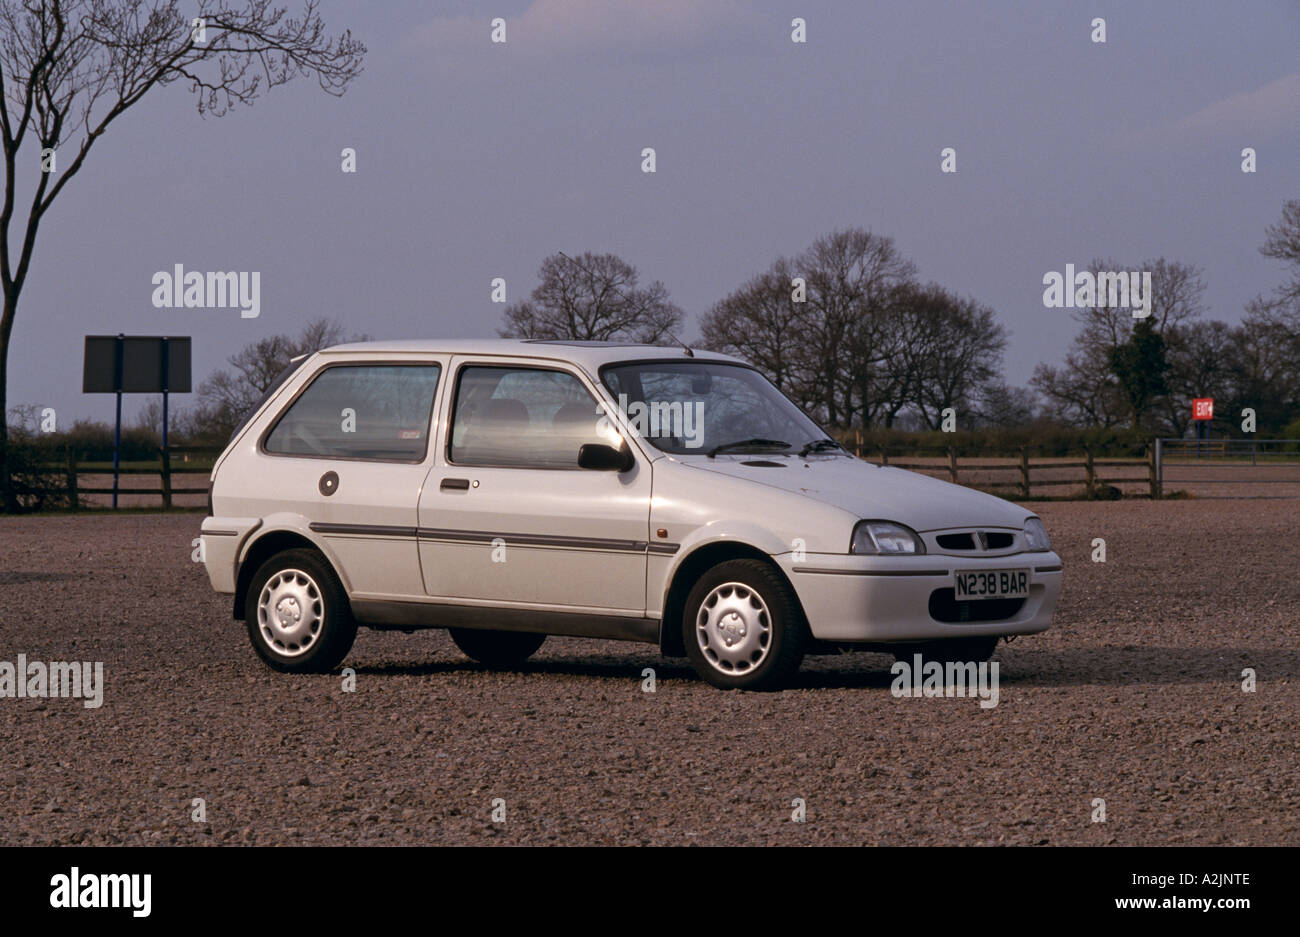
xmin=578 ymin=442 xmax=634 ymax=472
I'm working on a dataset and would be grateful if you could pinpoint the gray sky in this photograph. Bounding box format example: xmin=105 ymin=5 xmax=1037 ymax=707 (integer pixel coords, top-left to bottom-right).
xmin=10 ymin=0 xmax=1300 ymax=426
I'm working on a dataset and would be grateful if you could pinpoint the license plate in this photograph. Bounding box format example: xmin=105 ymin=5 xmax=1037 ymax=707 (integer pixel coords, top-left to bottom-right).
xmin=954 ymin=569 xmax=1029 ymax=601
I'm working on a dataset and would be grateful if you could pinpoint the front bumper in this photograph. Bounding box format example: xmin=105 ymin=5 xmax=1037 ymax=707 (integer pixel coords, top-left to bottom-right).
xmin=782 ymin=551 xmax=1062 ymax=643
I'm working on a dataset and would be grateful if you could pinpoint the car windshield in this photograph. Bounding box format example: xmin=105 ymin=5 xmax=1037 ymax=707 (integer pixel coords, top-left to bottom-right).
xmin=601 ymin=360 xmax=830 ymax=456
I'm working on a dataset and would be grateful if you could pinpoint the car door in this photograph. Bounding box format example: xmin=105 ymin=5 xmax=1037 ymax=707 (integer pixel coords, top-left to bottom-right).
xmin=247 ymin=358 xmax=446 ymax=600
xmin=417 ymin=358 xmax=652 ymax=612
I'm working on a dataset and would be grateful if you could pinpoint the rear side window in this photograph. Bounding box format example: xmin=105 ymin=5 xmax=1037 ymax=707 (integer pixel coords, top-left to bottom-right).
xmin=228 ymin=353 xmax=310 ymax=443
xmin=449 ymin=365 xmax=613 ymax=467
xmin=264 ymin=364 xmax=441 ymax=461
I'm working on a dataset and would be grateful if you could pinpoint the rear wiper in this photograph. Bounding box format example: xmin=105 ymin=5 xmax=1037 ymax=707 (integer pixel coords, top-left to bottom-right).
xmin=798 ymin=438 xmax=844 ymax=457
xmin=707 ymin=438 xmax=791 ymax=459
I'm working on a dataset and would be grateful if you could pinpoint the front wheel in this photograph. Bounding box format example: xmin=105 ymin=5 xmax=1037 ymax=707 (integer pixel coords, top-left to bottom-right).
xmin=245 ymin=548 xmax=357 ymax=673
xmin=450 ymin=628 xmax=546 ymax=668
xmin=682 ymin=559 xmax=807 ymax=690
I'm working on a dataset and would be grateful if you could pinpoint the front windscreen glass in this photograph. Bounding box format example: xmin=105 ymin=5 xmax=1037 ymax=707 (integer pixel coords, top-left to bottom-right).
xmin=601 ymin=361 xmax=828 ymax=455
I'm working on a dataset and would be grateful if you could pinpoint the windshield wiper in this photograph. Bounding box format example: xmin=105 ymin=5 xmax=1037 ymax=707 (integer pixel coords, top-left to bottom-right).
xmin=798 ymin=438 xmax=844 ymax=457
xmin=707 ymin=438 xmax=791 ymax=459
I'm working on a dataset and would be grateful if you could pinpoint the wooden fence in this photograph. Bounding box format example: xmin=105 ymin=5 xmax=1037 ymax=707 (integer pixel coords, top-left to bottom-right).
xmin=851 ymin=443 xmax=1160 ymax=499
xmin=19 ymin=442 xmax=1162 ymax=508
xmin=21 ymin=446 xmax=220 ymax=509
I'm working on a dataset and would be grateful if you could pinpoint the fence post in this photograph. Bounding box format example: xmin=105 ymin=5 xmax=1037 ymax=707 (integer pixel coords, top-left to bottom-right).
xmin=1019 ymin=446 xmax=1030 ymax=499
xmin=159 ymin=447 xmax=172 ymax=510
xmin=947 ymin=446 xmax=958 ymax=484
xmin=855 ymin=428 xmax=862 ymax=459
xmin=880 ymin=444 xmax=889 ymax=466
xmin=65 ymin=448 xmax=78 ymax=510
xmin=1148 ymin=440 xmax=1161 ymax=500
xmin=1083 ymin=443 xmax=1096 ymax=497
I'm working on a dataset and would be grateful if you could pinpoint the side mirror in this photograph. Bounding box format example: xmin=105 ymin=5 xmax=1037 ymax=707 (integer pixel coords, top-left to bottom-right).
xmin=578 ymin=442 xmax=634 ymax=472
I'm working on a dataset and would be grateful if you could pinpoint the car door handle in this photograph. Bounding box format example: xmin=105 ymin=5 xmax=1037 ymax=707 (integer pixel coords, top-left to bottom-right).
xmin=440 ymin=477 xmax=470 ymax=491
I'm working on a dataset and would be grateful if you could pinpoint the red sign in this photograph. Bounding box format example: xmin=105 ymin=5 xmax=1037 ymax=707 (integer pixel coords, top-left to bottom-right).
xmin=1192 ymin=398 xmax=1214 ymax=421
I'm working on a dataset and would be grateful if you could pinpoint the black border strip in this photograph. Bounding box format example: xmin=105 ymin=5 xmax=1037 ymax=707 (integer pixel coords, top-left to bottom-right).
xmin=419 ymin=527 xmax=647 ymax=552
xmin=310 ymin=522 xmax=418 ymax=538
xmin=791 ymin=567 xmax=951 ymax=577
xmin=309 ymin=522 xmax=680 ymax=556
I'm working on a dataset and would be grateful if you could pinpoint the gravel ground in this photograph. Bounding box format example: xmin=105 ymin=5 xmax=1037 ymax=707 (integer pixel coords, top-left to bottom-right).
xmin=0 ymin=500 xmax=1296 ymax=846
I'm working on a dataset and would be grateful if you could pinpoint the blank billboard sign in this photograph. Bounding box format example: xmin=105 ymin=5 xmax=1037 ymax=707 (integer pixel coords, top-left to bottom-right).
xmin=83 ymin=336 xmax=121 ymax=393
xmin=83 ymin=336 xmax=191 ymax=393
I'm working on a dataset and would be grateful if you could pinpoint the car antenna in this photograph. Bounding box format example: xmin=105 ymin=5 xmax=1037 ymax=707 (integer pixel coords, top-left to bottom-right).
xmin=667 ymin=330 xmax=694 ymax=357
xmin=557 ymin=249 xmax=693 ymax=355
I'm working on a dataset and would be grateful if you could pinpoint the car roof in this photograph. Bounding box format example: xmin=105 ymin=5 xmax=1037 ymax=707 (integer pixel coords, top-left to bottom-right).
xmin=316 ymin=338 xmax=745 ymax=372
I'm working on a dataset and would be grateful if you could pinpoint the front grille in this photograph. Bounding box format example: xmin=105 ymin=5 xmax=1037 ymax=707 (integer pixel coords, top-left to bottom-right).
xmin=936 ymin=533 xmax=976 ymax=550
xmin=928 ymin=588 xmax=1025 ymax=623
xmin=934 ymin=530 xmax=1017 ymax=552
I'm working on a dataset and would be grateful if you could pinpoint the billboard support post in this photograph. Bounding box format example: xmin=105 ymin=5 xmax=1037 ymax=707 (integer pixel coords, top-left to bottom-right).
xmin=161 ymin=336 xmax=170 ymax=451
xmin=112 ymin=334 xmax=123 ymax=508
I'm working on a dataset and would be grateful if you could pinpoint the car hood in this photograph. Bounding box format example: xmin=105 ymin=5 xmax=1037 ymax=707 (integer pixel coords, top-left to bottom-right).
xmin=676 ymin=455 xmax=1032 ymax=531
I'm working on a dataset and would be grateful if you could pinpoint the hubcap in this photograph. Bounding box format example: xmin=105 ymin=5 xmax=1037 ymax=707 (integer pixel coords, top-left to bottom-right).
xmin=695 ymin=581 xmax=772 ymax=674
xmin=257 ymin=568 xmax=324 ymax=657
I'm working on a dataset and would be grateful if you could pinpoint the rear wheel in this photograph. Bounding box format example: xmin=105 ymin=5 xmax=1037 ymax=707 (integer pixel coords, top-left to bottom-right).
xmin=682 ymin=559 xmax=807 ymax=690
xmin=893 ymin=635 xmax=1000 ymax=665
xmin=245 ymin=548 xmax=357 ymax=673
xmin=450 ymin=628 xmax=546 ymax=668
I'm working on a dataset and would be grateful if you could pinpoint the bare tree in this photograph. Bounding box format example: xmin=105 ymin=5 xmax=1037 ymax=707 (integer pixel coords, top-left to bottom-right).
xmin=698 ymin=258 xmax=808 ymax=397
xmin=859 ymin=283 xmax=928 ymax=427
xmin=1260 ymin=198 xmax=1300 ymax=309
xmin=1031 ymin=352 xmax=1125 ymax=428
xmin=908 ymin=288 xmax=1007 ymax=430
xmin=1230 ymin=299 xmax=1300 ymax=434
xmin=970 ymin=381 xmax=1038 ymax=428
xmin=1213 ymin=200 xmax=1300 ymax=435
xmin=0 ymin=1 xmax=365 ymax=510
xmin=703 ymin=228 xmax=918 ymax=427
xmin=1032 ymin=258 xmax=1204 ymax=430
xmin=1161 ymin=319 xmax=1235 ymax=437
xmin=700 ymin=229 xmax=1017 ymax=431
xmin=499 ymin=251 xmax=684 ymax=345
xmin=799 ymin=228 xmax=916 ymax=427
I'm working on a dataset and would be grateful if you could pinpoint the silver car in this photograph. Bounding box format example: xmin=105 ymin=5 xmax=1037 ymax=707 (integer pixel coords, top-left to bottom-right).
xmin=201 ymin=339 xmax=1062 ymax=690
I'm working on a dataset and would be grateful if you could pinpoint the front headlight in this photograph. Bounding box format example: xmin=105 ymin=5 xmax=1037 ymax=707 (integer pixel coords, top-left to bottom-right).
xmin=1023 ymin=517 xmax=1052 ymax=552
xmin=850 ymin=520 xmax=925 ymax=555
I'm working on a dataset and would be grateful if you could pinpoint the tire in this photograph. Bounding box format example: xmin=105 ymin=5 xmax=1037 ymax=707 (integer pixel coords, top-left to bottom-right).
xmin=893 ymin=635 xmax=1000 ymax=665
xmin=244 ymin=548 xmax=357 ymax=673
xmin=682 ymin=559 xmax=807 ymax=690
xmin=450 ymin=628 xmax=546 ymax=668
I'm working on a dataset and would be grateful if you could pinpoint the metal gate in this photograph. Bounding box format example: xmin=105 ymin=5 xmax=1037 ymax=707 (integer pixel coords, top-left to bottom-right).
xmin=1156 ymin=438 xmax=1300 ymax=498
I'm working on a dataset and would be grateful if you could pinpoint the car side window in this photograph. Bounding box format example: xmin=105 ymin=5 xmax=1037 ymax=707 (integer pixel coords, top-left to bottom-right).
xmin=264 ymin=364 xmax=441 ymax=461
xmin=449 ymin=365 xmax=612 ymax=467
